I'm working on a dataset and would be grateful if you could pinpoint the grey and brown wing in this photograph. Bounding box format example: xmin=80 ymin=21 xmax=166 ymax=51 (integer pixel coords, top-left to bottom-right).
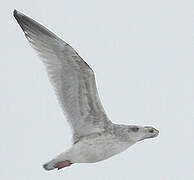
xmin=14 ymin=10 xmax=111 ymax=140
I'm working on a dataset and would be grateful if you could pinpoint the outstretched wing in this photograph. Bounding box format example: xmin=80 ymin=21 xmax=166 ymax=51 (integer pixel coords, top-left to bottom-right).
xmin=14 ymin=10 xmax=111 ymax=142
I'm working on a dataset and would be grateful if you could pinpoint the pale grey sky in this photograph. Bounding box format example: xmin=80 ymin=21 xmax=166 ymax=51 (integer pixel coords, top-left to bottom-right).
xmin=1 ymin=0 xmax=194 ymax=179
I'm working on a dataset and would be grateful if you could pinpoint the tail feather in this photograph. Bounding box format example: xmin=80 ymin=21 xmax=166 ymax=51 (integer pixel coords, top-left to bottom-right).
xmin=43 ymin=159 xmax=58 ymax=171
xmin=43 ymin=159 xmax=73 ymax=171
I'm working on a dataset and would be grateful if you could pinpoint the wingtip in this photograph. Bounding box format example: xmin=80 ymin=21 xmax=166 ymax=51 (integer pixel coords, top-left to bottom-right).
xmin=13 ymin=9 xmax=59 ymax=40
xmin=13 ymin=9 xmax=18 ymax=18
xmin=13 ymin=9 xmax=26 ymax=31
xmin=13 ymin=9 xmax=24 ymax=19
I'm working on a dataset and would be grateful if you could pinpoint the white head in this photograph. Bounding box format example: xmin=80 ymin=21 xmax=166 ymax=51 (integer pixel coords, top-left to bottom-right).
xmin=127 ymin=125 xmax=159 ymax=142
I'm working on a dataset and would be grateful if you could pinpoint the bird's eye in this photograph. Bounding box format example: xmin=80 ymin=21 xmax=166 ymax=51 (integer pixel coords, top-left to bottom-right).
xmin=149 ymin=129 xmax=154 ymax=133
xmin=131 ymin=127 xmax=139 ymax=132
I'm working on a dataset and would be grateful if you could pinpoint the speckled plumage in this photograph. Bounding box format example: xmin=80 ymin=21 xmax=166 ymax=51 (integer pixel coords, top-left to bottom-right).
xmin=14 ymin=10 xmax=159 ymax=171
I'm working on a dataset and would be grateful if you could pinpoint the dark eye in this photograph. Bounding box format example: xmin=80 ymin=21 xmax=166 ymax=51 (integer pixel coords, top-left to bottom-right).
xmin=131 ymin=127 xmax=139 ymax=132
xmin=149 ymin=129 xmax=154 ymax=133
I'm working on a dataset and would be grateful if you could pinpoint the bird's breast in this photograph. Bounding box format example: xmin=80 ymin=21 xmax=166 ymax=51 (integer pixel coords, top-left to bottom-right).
xmin=71 ymin=133 xmax=135 ymax=163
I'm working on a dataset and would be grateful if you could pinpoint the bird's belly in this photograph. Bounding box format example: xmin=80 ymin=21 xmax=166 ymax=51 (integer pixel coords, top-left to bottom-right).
xmin=71 ymin=134 xmax=135 ymax=163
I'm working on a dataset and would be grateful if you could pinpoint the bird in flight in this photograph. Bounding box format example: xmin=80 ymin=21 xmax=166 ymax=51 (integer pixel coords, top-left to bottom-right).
xmin=14 ymin=10 xmax=159 ymax=171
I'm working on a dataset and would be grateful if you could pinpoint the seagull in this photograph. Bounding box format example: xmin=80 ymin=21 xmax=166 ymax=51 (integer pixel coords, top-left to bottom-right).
xmin=14 ymin=9 xmax=159 ymax=171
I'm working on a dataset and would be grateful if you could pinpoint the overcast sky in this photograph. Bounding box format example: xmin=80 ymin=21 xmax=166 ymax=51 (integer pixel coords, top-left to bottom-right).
xmin=1 ymin=0 xmax=194 ymax=179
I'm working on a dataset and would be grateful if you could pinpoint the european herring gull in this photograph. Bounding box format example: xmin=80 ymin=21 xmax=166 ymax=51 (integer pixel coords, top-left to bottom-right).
xmin=13 ymin=10 xmax=159 ymax=171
